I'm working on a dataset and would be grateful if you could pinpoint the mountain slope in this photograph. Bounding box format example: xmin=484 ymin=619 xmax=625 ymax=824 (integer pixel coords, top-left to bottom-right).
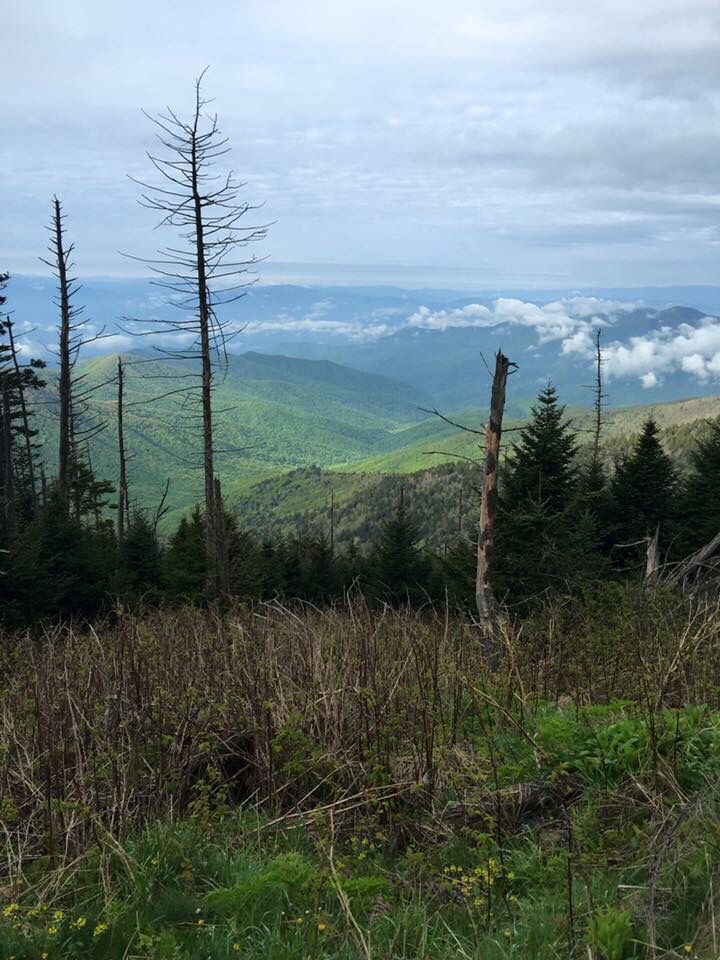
xmin=31 ymin=350 xmax=432 ymax=520
xmin=228 ymin=397 xmax=720 ymax=551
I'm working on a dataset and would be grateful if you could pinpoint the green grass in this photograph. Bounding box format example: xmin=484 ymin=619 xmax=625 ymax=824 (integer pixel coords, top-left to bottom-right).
xmin=3 ymin=701 xmax=719 ymax=958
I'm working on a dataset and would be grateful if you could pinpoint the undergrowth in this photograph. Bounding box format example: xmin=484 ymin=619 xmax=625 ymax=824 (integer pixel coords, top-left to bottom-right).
xmin=2 ymin=587 xmax=720 ymax=957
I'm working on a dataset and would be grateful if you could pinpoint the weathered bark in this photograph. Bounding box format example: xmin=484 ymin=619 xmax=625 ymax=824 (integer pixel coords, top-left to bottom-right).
xmin=443 ymin=776 xmax=581 ymax=831
xmin=667 ymin=528 xmax=720 ymax=589
xmin=476 ymin=351 xmax=513 ymax=668
xmin=116 ymin=358 xmax=130 ymax=541
xmin=592 ymin=329 xmax=604 ymax=468
xmin=0 ymin=381 xmax=16 ymax=540
xmin=213 ymin=476 xmax=229 ymax=595
xmin=53 ymin=198 xmax=73 ymax=504
xmin=190 ymin=118 xmax=219 ymax=593
xmin=645 ymin=524 xmax=661 ymax=585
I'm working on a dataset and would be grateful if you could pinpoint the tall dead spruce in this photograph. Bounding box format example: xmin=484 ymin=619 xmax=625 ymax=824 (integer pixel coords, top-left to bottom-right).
xmin=476 ymin=352 xmax=516 ymax=668
xmin=41 ymin=199 xmax=107 ymax=508
xmin=130 ymin=72 xmax=268 ymax=594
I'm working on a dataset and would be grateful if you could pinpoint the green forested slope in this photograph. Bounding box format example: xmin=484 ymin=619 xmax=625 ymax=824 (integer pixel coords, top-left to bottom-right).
xmin=31 ymin=348 xmax=720 ymax=539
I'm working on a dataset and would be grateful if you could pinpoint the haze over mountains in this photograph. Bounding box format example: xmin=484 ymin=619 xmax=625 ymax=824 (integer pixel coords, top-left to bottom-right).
xmin=14 ymin=268 xmax=720 ymax=530
xmin=11 ymin=275 xmax=720 ymax=408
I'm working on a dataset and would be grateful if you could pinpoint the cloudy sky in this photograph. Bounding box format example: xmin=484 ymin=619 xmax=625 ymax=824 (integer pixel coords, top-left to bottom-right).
xmin=2 ymin=0 xmax=720 ymax=287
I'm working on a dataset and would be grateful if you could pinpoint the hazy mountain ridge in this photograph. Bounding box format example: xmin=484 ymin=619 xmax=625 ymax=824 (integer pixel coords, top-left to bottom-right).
xmin=10 ymin=276 xmax=720 ymax=410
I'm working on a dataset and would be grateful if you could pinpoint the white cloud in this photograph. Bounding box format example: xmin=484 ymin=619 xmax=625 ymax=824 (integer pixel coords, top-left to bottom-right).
xmin=601 ymin=315 xmax=720 ymax=385
xmin=405 ymin=296 xmax=636 ymax=343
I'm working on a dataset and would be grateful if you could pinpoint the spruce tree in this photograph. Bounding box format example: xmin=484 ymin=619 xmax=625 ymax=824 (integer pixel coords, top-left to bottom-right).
xmin=494 ymin=384 xmax=602 ymax=602
xmin=608 ymin=418 xmax=677 ymax=564
xmin=163 ymin=507 xmax=206 ymax=603
xmin=501 ymin=385 xmax=578 ymax=512
xmin=117 ymin=513 xmax=163 ymax=604
xmin=372 ymin=492 xmax=430 ymax=606
xmin=675 ymin=420 xmax=720 ymax=558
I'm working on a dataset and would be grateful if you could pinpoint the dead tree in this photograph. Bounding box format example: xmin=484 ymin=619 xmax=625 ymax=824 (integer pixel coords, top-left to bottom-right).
xmin=476 ymin=351 xmax=516 ymax=668
xmin=591 ymin=329 xmax=606 ymax=469
xmin=116 ymin=358 xmax=130 ymax=541
xmin=0 ymin=380 xmax=15 ymax=541
xmin=46 ymin=199 xmax=74 ymax=501
xmin=127 ymin=70 xmax=269 ymax=593
xmin=645 ymin=524 xmax=661 ymax=585
xmin=41 ymin=199 xmax=108 ymax=507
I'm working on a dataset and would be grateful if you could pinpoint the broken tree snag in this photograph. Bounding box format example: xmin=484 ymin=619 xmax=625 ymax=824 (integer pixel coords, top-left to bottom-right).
xmin=666 ymin=528 xmax=720 ymax=591
xmin=645 ymin=524 xmax=661 ymax=586
xmin=117 ymin=358 xmax=130 ymax=542
xmin=476 ymin=351 xmax=515 ymax=669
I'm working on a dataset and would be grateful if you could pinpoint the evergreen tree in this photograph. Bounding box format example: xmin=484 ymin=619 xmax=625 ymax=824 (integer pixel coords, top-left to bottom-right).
xmin=117 ymin=513 xmax=163 ymax=604
xmin=303 ymin=533 xmax=337 ymax=603
xmin=495 ymin=385 xmax=603 ymax=602
xmin=501 ymin=384 xmax=578 ymax=511
xmin=608 ymin=418 xmax=677 ymax=565
xmin=226 ymin=519 xmax=265 ymax=600
xmin=675 ymin=420 xmax=720 ymax=558
xmin=163 ymin=507 xmax=206 ymax=603
xmin=371 ymin=492 xmax=430 ymax=606
xmin=0 ymin=274 xmax=46 ymax=540
xmin=1 ymin=492 xmax=114 ymax=626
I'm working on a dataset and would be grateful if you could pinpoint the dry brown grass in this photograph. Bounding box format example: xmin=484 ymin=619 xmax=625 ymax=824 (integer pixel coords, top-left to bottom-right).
xmin=2 ymin=589 xmax=720 ymax=886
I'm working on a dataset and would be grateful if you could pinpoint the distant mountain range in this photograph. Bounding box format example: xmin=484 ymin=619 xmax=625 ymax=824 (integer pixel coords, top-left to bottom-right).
xmin=9 ymin=276 xmax=720 ymax=410
xmin=9 ymin=274 xmax=720 ymax=529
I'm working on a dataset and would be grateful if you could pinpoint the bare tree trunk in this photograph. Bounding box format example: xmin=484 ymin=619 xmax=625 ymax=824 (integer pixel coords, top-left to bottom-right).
xmin=117 ymin=358 xmax=130 ymax=541
xmin=667 ymin=528 xmax=720 ymax=590
xmin=1 ymin=381 xmax=16 ymax=540
xmin=213 ymin=476 xmax=229 ymax=595
xmin=53 ymin=198 xmax=73 ymax=504
xmin=592 ymin=329 xmax=604 ymax=468
xmin=476 ymin=351 xmax=514 ymax=669
xmin=189 ymin=117 xmax=219 ymax=592
xmin=645 ymin=524 xmax=661 ymax=585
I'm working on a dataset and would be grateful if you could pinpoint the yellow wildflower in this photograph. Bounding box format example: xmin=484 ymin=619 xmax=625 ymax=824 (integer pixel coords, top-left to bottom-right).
xmin=93 ymin=922 xmax=109 ymax=937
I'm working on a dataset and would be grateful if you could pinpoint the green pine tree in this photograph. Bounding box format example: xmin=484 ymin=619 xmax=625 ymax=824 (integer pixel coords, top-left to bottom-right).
xmin=372 ymin=492 xmax=430 ymax=606
xmin=117 ymin=513 xmax=163 ymax=604
xmin=495 ymin=384 xmax=603 ymax=603
xmin=608 ymin=418 xmax=677 ymax=565
xmin=163 ymin=507 xmax=206 ymax=603
xmin=675 ymin=419 xmax=720 ymax=558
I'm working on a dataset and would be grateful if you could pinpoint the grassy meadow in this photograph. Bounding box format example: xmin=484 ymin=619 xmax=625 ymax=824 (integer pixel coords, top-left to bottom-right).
xmin=2 ymin=590 xmax=720 ymax=958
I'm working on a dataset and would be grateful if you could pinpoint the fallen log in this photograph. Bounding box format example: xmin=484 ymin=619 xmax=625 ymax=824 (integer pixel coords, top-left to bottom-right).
xmin=442 ymin=776 xmax=581 ymax=832
xmin=666 ymin=529 xmax=720 ymax=589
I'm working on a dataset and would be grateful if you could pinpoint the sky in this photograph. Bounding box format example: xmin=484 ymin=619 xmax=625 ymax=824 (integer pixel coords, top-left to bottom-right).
xmin=2 ymin=0 xmax=720 ymax=287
